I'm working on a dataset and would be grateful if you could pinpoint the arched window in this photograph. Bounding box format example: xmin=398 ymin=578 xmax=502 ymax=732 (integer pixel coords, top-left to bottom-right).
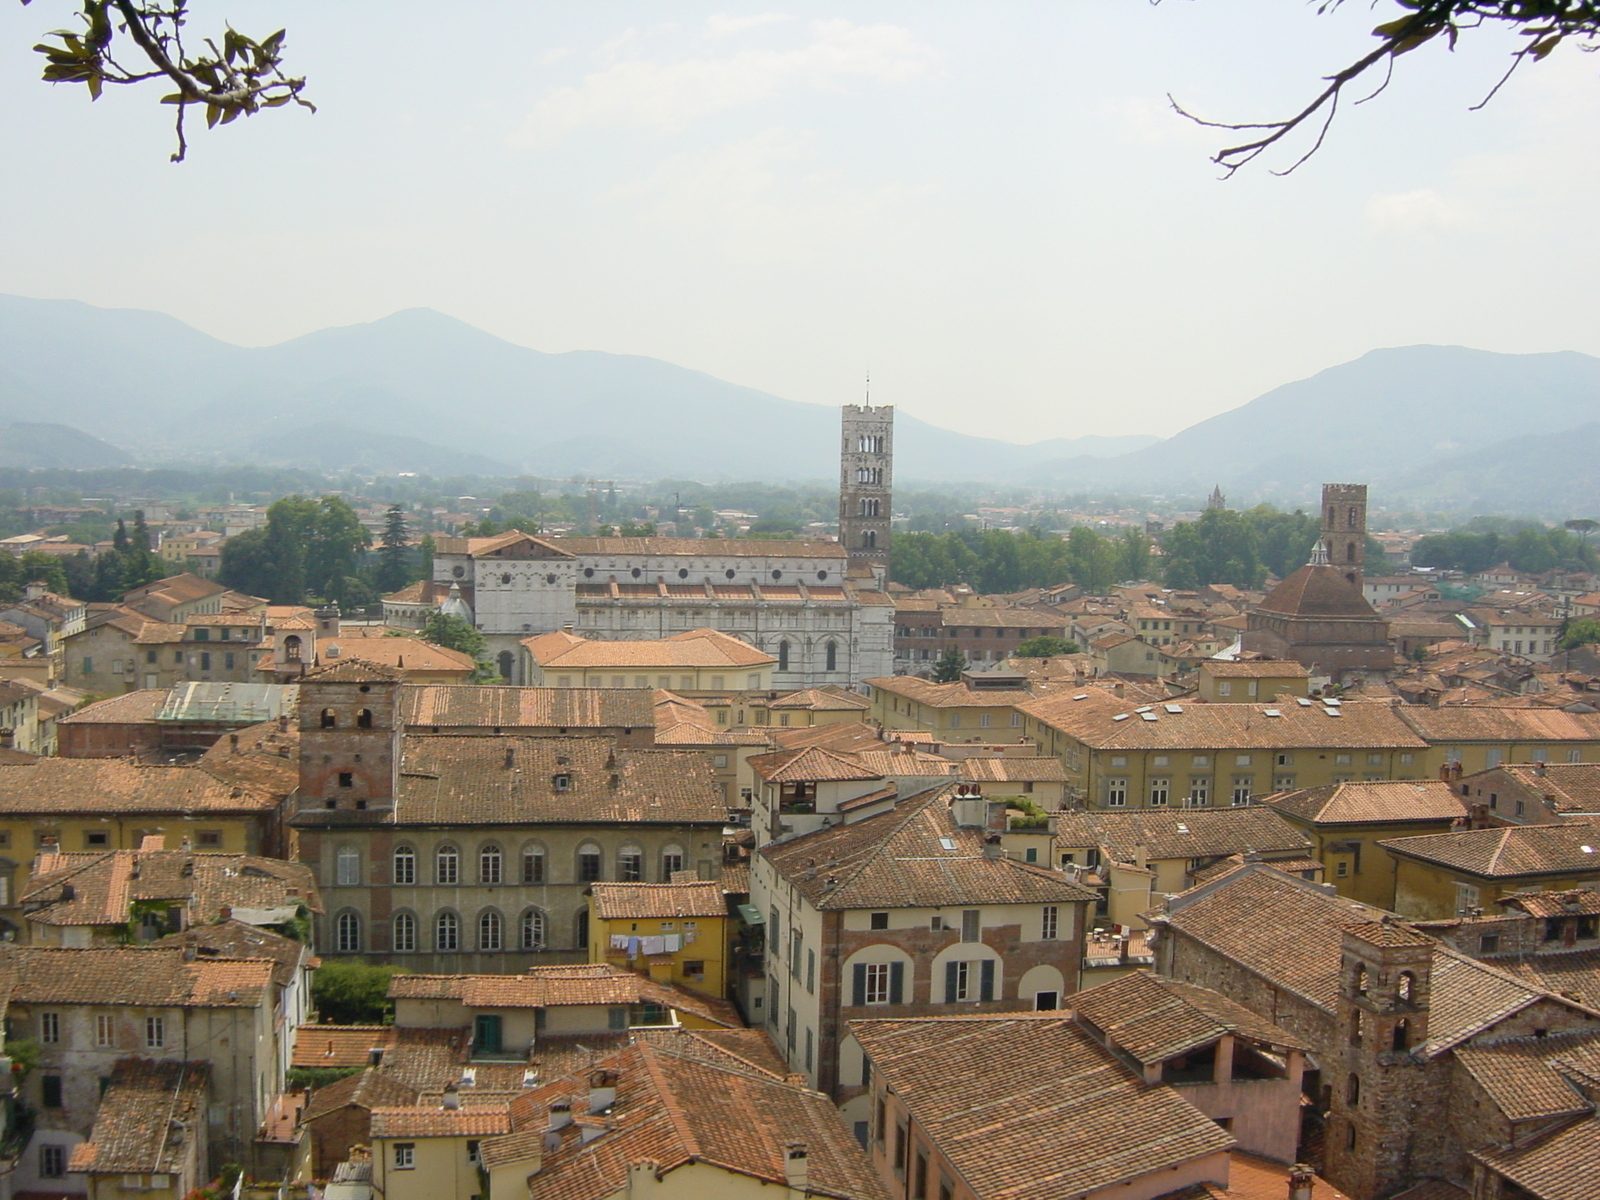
xmin=777 ymin=640 xmax=790 ymax=672
xmin=1398 ymin=970 xmax=1415 ymax=1003
xmin=577 ymin=843 xmax=602 ymax=883
xmin=335 ymin=846 xmax=360 ymax=887
xmin=575 ymin=907 xmax=589 ymax=949
xmin=393 ymin=846 xmax=416 ymax=886
xmin=320 ymin=708 xmax=337 ymax=729
xmin=436 ymin=845 xmax=459 ymax=886
xmin=497 ymin=650 xmax=515 ymax=681
xmin=1347 ymin=543 xmax=1357 ymax=563
xmin=335 ymin=910 xmax=361 ymax=954
xmin=479 ymin=909 xmax=503 ymax=951
xmin=1354 ymin=963 xmax=1369 ymax=996
xmin=1392 ymin=1018 xmax=1410 ymax=1052
xmin=521 ymin=843 xmax=546 ymax=885
xmin=285 ymin=635 xmax=303 ymax=662
xmin=479 ymin=844 xmax=503 ymax=886
xmin=521 ymin=908 xmax=548 ymax=951
xmin=1347 ymin=1073 xmax=1361 ymax=1105
xmin=393 ymin=911 xmax=416 ymax=953
xmin=660 ymin=843 xmax=685 ymax=882
xmin=617 ymin=842 xmax=644 ymax=882
xmin=825 ymin=642 xmax=838 ymax=672
xmin=435 ymin=910 xmax=459 ymax=952
xmin=357 ymin=708 xmax=373 ymax=729
xmin=863 ymin=530 xmax=876 ymax=549
xmin=1349 ymin=507 xmax=1359 ymax=529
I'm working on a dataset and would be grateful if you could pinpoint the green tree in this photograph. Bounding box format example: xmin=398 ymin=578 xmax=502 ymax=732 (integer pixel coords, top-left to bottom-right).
xmin=931 ymin=647 xmax=968 ymax=682
xmin=1563 ymin=618 xmax=1600 ymax=650
xmin=422 ymin=612 xmax=495 ymax=680
xmin=375 ymin=504 xmax=412 ymax=594
xmin=309 ymin=496 xmax=372 ymax=606
xmin=311 ymin=961 xmax=397 ymax=1024
xmin=218 ymin=526 xmax=278 ymax=600
xmin=1163 ymin=509 xmax=1265 ymax=590
xmin=1014 ymin=635 xmax=1081 ymax=658
xmin=417 ymin=533 xmax=436 ymax=581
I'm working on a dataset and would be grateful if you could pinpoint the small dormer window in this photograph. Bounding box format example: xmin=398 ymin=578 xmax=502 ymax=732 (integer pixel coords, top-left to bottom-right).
xmin=553 ymin=774 xmax=571 ymax=792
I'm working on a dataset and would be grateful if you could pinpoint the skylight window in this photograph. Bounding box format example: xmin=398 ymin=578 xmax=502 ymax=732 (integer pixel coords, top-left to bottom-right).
xmin=1263 ymin=709 xmax=1282 ymax=718
xmin=1141 ymin=712 xmax=1159 ymax=722
xmin=1164 ymin=704 xmax=1183 ymax=714
xmin=1113 ymin=713 xmax=1130 ymax=722
xmin=939 ymin=837 xmax=957 ymax=851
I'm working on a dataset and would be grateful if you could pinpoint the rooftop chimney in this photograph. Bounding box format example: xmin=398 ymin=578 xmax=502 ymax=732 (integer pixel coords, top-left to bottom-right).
xmin=442 ymin=1083 xmax=460 ymax=1111
xmin=547 ymin=1102 xmax=573 ymax=1132
xmin=1113 ymin=682 xmax=1125 ymax=698
xmin=1288 ymin=1164 xmax=1315 ymax=1200
xmin=588 ymin=1070 xmax=618 ymax=1114
xmin=785 ymin=1142 xmax=809 ymax=1196
xmin=983 ymin=834 xmax=1003 ymax=860
xmin=1536 ymin=761 xmax=1548 ymax=776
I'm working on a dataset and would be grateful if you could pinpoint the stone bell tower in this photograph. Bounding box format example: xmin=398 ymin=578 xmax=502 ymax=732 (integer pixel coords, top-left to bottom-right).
xmin=1329 ymin=920 xmax=1433 ymax=1200
xmin=297 ymin=658 xmax=404 ymax=813
xmin=839 ymin=402 xmax=893 ymax=563
xmin=1322 ymin=484 xmax=1368 ymax=590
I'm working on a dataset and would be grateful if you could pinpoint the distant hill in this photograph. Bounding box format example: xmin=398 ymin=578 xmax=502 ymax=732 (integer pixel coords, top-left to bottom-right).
xmin=1386 ymin=422 xmax=1600 ymax=516
xmin=0 ymin=295 xmax=1155 ymax=482
xmin=0 ymin=422 xmax=133 ymax=469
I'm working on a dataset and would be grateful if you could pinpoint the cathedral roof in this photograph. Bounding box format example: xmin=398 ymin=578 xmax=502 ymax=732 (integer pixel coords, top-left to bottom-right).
xmin=1255 ymin=564 xmax=1379 ymax=619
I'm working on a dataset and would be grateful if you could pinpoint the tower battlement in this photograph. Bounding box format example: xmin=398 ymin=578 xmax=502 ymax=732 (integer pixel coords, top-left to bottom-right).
xmin=839 ymin=404 xmax=893 ymax=563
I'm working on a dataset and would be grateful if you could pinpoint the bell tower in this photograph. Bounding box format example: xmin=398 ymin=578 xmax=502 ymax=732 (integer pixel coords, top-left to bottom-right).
xmin=1321 ymin=483 xmax=1368 ymax=590
xmin=297 ymin=658 xmax=404 ymax=814
xmin=839 ymin=402 xmax=893 ymax=563
xmin=1330 ymin=920 xmax=1433 ymax=1200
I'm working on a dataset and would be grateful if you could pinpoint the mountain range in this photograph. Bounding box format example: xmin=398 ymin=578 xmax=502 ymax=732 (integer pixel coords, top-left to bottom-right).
xmin=2 ymin=294 xmax=1598 ymax=512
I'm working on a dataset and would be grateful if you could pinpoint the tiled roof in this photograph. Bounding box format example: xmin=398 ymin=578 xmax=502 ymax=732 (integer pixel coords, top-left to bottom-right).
xmin=2 ymin=945 xmax=272 ymax=1007
xmin=1068 ymin=970 xmax=1309 ymax=1064
xmin=125 ymin=573 xmax=226 ymax=606
xmin=628 ymin=1027 xmax=789 ymax=1078
xmin=748 ymin=745 xmax=881 ymax=784
xmin=69 ymin=1059 xmax=209 ymax=1175
xmin=524 ymin=628 xmax=775 ymax=670
xmin=403 ymin=685 xmax=654 ymax=730
xmin=1256 ymin=565 xmax=1380 ymax=619
xmin=1454 ymin=1033 xmax=1599 ymax=1122
xmin=1396 ymin=705 xmax=1600 ymax=744
xmin=1380 ymin=824 xmax=1600 ymax=879
xmin=959 ymin=757 xmax=1069 ymax=784
xmin=851 ymin=1015 xmax=1234 ymax=1200
xmin=1020 ymin=692 xmax=1426 ymax=751
xmin=767 ymin=687 xmax=870 ymax=711
xmin=293 ymin=1024 xmax=397 ymax=1070
xmin=0 ymin=758 xmax=279 ymax=815
xmin=302 ymin=1068 xmax=418 ymax=1123
xmin=761 ymin=788 xmax=1098 ymax=910
xmin=388 ymin=964 xmax=741 ymax=1029
xmin=149 ymin=920 xmax=309 ymax=989
xmin=1200 ymin=661 xmax=1311 ymax=679
xmin=490 ymin=1040 xmax=884 ymax=1200
xmin=1501 ymin=889 xmax=1600 ymax=918
xmin=1475 ymin=1115 xmax=1600 ymax=1200
xmin=369 ymin=1106 xmax=511 ymax=1138
xmin=302 ymin=658 xmax=406 ymax=683
xmin=1053 ymin=806 xmax=1310 ymax=863
xmin=310 ymin=640 xmax=476 ymax=674
xmin=547 ymin=536 xmax=848 ymax=559
xmin=21 ymin=849 xmax=319 ymax=928
xmin=1494 ymin=765 xmax=1600 ymax=814
xmin=589 ymin=881 xmax=727 ymax=920
xmin=1267 ymin=780 xmax=1468 ymax=826
xmin=865 ymin=677 xmax=1035 ymax=708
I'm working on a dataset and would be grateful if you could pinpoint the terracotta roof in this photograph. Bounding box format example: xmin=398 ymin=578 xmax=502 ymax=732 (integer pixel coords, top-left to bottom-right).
xmin=1053 ymin=806 xmax=1310 ymax=863
xmin=1380 ymin=824 xmax=1600 ymax=879
xmin=1395 ymin=705 xmax=1600 ymax=744
xmin=387 ymin=964 xmax=740 ymax=1029
xmin=309 ymin=640 xmax=475 ymax=675
xmin=851 ymin=1014 xmax=1234 ymax=1200
xmin=148 ymin=920 xmax=309 ymax=989
xmin=21 ymin=849 xmax=318 ymax=928
xmin=761 ymin=788 xmax=1097 ymax=910
xmin=959 ymin=757 xmax=1069 ymax=784
xmin=69 ymin=1059 xmax=209 ymax=1175
xmin=865 ymin=677 xmax=1035 ymax=708
xmin=0 ymin=758 xmax=279 ymax=815
xmin=1500 ymin=889 xmax=1600 ymax=918
xmin=293 ymin=1024 xmax=397 ymax=1070
xmin=1475 ymin=1115 xmax=1600 ymax=1200
xmin=523 ymin=628 xmax=775 ymax=670
xmin=1454 ymin=1033 xmax=1599 ymax=1123
xmin=1256 ymin=564 xmax=1381 ymax=619
xmin=1267 ymin=780 xmax=1468 ymax=826
xmin=548 ymin=536 xmax=848 ymax=559
xmin=403 ymin=685 xmax=654 ymax=730
xmin=1068 ymin=970 xmax=1310 ymax=1063
xmin=1200 ymin=661 xmax=1311 ymax=678
xmin=589 ymin=881 xmax=727 ymax=920
xmin=748 ymin=745 xmax=881 ymax=784
xmin=302 ymin=1068 xmax=418 ymax=1123
xmin=767 ymin=687 xmax=870 ymax=711
xmin=302 ymin=658 xmax=406 ymax=684
xmin=1493 ymin=765 xmax=1600 ymax=814
xmin=56 ymin=689 xmax=171 ymax=725
xmin=369 ymin=1106 xmax=511 ymax=1138
xmin=488 ymin=1040 xmax=884 ymax=1200
xmin=628 ymin=1026 xmax=789 ymax=1078
xmin=3 ymin=945 xmax=272 ymax=1007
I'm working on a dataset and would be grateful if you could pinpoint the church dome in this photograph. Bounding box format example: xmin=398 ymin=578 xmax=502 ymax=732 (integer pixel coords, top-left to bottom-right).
xmin=1255 ymin=563 xmax=1377 ymax=618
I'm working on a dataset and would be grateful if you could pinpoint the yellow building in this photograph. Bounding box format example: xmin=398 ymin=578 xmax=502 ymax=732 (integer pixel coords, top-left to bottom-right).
xmin=1195 ymin=660 xmax=1310 ymax=703
xmin=522 ymin=627 xmax=776 ymax=694
xmin=1381 ymin=823 xmax=1600 ymax=920
xmin=1019 ymin=690 xmax=1430 ymax=810
xmin=1393 ymin=706 xmax=1600 ymax=775
xmin=864 ymin=675 xmax=1034 ymax=741
xmin=1265 ymin=780 xmax=1468 ymax=909
xmin=588 ymin=880 xmax=730 ymax=997
xmin=369 ymin=1108 xmax=509 ymax=1200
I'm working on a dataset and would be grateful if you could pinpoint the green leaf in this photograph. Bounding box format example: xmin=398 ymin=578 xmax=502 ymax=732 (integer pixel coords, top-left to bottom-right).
xmin=205 ymin=103 xmax=220 ymax=128
xmin=87 ymin=75 xmax=102 ymax=101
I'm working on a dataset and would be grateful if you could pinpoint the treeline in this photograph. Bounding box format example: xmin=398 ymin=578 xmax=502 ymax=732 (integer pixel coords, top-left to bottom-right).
xmin=890 ymin=505 xmax=1388 ymax=594
xmin=1411 ymin=526 xmax=1597 ymax=575
xmin=220 ymin=498 xmax=430 ymax=608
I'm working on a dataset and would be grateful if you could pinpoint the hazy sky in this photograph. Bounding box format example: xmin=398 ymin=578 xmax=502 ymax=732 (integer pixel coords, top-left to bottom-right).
xmin=2 ymin=1 xmax=1597 ymax=442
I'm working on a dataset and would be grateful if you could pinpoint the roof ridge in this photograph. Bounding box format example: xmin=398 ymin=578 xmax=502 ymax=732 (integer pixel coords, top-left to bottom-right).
xmin=824 ymin=787 xmax=951 ymax=897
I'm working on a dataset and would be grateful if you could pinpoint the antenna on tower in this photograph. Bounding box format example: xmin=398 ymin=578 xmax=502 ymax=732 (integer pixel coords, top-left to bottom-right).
xmin=865 ymin=370 xmax=870 ymax=405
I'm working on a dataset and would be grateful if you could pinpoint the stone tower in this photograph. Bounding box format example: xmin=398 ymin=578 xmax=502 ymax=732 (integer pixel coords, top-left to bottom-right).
xmin=1322 ymin=484 xmax=1368 ymax=589
xmin=297 ymin=658 xmax=404 ymax=813
xmin=1329 ymin=921 xmax=1433 ymax=1200
xmin=838 ymin=403 xmax=893 ymax=562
